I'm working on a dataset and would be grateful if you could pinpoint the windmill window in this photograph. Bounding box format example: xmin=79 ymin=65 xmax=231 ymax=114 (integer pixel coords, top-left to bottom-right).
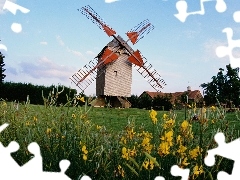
xmin=114 ymin=71 xmax=117 ymax=76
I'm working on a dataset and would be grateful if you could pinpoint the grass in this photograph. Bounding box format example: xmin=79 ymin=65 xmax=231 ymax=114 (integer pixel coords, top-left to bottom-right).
xmin=0 ymin=100 xmax=240 ymax=179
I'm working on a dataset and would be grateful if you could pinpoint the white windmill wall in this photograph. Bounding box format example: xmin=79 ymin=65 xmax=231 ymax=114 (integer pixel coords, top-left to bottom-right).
xmin=96 ymin=36 xmax=133 ymax=97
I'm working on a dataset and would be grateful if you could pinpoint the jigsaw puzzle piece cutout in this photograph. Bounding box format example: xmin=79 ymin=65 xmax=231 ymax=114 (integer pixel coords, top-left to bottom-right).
xmin=39 ymin=160 xmax=71 ymax=180
xmin=154 ymin=176 xmax=165 ymax=180
xmin=20 ymin=142 xmax=42 ymax=174
xmin=217 ymin=170 xmax=239 ymax=180
xmin=0 ymin=141 xmax=22 ymax=178
xmin=216 ymin=28 xmax=240 ymax=74
xmin=174 ymin=0 xmax=227 ymax=22
xmin=233 ymin=11 xmax=240 ymax=23
xmin=3 ymin=0 xmax=30 ymax=15
xmin=79 ymin=175 xmax=92 ymax=180
xmin=205 ymin=132 xmax=240 ymax=179
xmin=0 ymin=123 xmax=9 ymax=133
xmin=171 ymin=165 xmax=190 ymax=180
xmin=215 ymin=0 xmax=227 ymax=13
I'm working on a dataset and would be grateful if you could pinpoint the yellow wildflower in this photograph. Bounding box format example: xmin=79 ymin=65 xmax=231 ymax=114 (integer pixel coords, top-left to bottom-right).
xmin=83 ymin=154 xmax=87 ymax=161
xmin=161 ymin=130 xmax=174 ymax=147
xmin=210 ymin=105 xmax=216 ymax=111
xmin=189 ymin=146 xmax=202 ymax=160
xmin=46 ymin=128 xmax=52 ymax=135
xmin=163 ymin=119 xmax=175 ymax=129
xmin=149 ymin=109 xmax=158 ymax=124
xmin=129 ymin=146 xmax=137 ymax=157
xmin=81 ymin=145 xmax=88 ymax=161
xmin=96 ymin=125 xmax=102 ymax=130
xmin=163 ymin=113 xmax=168 ymax=120
xmin=72 ymin=114 xmax=76 ymax=119
xmin=33 ymin=116 xmax=37 ymax=122
xmin=120 ymin=136 xmax=127 ymax=144
xmin=158 ymin=141 xmax=170 ymax=156
xmin=177 ymin=144 xmax=187 ymax=158
xmin=126 ymin=128 xmax=136 ymax=140
xmin=117 ymin=165 xmax=125 ymax=177
xmin=142 ymin=158 xmax=155 ymax=170
xmin=142 ymin=159 xmax=149 ymax=170
xmin=26 ymin=121 xmax=30 ymax=126
xmin=177 ymin=135 xmax=182 ymax=144
xmin=77 ymin=96 xmax=85 ymax=102
xmin=181 ymin=120 xmax=189 ymax=131
xmin=82 ymin=145 xmax=88 ymax=154
xmin=122 ymin=147 xmax=129 ymax=160
xmin=193 ymin=165 xmax=204 ymax=178
xmin=142 ymin=137 xmax=150 ymax=147
xmin=180 ymin=157 xmax=190 ymax=167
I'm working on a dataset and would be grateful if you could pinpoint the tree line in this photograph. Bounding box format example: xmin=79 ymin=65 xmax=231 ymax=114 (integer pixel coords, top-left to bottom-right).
xmin=0 ymin=82 xmax=77 ymax=105
xmin=127 ymin=93 xmax=173 ymax=110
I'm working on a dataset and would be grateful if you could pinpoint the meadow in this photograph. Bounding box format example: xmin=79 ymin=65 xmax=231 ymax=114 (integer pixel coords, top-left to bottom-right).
xmin=0 ymin=98 xmax=240 ymax=180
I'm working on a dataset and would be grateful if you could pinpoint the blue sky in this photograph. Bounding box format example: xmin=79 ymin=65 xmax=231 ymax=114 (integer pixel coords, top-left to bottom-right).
xmin=0 ymin=0 xmax=240 ymax=96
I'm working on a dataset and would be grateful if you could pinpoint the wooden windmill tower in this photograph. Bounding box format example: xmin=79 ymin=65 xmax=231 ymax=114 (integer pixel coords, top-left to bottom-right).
xmin=70 ymin=5 xmax=166 ymax=107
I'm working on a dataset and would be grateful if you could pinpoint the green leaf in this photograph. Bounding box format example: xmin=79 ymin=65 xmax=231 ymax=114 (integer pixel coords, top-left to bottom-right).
xmin=125 ymin=163 xmax=139 ymax=177
xmin=129 ymin=157 xmax=140 ymax=169
xmin=144 ymin=152 xmax=160 ymax=167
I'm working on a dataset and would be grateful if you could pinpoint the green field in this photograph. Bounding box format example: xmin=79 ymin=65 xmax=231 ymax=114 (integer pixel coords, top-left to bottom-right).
xmin=0 ymin=100 xmax=239 ymax=179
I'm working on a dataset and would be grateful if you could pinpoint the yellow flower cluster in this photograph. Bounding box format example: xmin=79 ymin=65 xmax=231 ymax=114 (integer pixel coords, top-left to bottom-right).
xmin=142 ymin=158 xmax=155 ymax=170
xmin=126 ymin=127 xmax=136 ymax=140
xmin=122 ymin=146 xmax=137 ymax=160
xmin=82 ymin=145 xmax=88 ymax=161
xmin=189 ymin=146 xmax=202 ymax=160
xmin=141 ymin=136 xmax=153 ymax=154
xmin=180 ymin=120 xmax=194 ymax=140
xmin=193 ymin=164 xmax=204 ymax=178
xmin=158 ymin=130 xmax=174 ymax=156
xmin=46 ymin=128 xmax=52 ymax=135
xmin=149 ymin=109 xmax=158 ymax=124
xmin=117 ymin=165 xmax=125 ymax=177
xmin=163 ymin=118 xmax=175 ymax=129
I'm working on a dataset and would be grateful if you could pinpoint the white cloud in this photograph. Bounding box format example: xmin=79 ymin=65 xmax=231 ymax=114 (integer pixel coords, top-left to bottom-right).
xmin=105 ymin=0 xmax=119 ymax=3
xmin=40 ymin=41 xmax=47 ymax=45
xmin=19 ymin=57 xmax=76 ymax=81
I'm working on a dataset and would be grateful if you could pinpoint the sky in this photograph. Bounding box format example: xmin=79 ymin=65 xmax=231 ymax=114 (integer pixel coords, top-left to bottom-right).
xmin=0 ymin=0 xmax=240 ymax=96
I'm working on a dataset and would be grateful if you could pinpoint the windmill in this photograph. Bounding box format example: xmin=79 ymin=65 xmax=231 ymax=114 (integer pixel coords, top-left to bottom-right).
xmin=70 ymin=5 xmax=166 ymax=107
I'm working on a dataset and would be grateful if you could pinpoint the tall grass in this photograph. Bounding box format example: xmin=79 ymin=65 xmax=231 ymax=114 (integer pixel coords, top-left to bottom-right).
xmin=0 ymin=98 xmax=238 ymax=179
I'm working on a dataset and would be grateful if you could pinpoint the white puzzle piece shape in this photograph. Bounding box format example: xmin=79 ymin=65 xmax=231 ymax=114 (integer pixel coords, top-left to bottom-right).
xmin=204 ymin=132 xmax=240 ymax=179
xmin=174 ymin=0 xmax=227 ymax=22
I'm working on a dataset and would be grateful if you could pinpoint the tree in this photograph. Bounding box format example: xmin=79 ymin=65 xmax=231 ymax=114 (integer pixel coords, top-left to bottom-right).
xmin=127 ymin=94 xmax=139 ymax=108
xmin=0 ymin=51 xmax=6 ymax=84
xmin=138 ymin=93 xmax=152 ymax=110
xmin=152 ymin=94 xmax=172 ymax=111
xmin=200 ymin=64 xmax=240 ymax=106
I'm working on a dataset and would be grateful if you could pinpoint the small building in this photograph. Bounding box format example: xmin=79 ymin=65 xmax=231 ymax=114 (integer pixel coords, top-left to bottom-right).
xmin=140 ymin=87 xmax=203 ymax=109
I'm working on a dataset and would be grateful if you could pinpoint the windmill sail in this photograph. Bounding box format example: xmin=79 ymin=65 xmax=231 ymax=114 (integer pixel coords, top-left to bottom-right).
xmin=126 ymin=19 xmax=154 ymax=45
xmin=70 ymin=58 xmax=107 ymax=92
xmin=79 ymin=5 xmax=116 ymax=37
xmin=134 ymin=57 xmax=166 ymax=92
